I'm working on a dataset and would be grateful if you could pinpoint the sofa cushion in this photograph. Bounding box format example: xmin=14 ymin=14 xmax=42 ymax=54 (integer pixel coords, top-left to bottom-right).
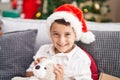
xmin=76 ymin=31 xmax=120 ymax=78
xmin=0 ymin=29 xmax=37 ymax=80
xmin=0 ymin=18 xmax=51 ymax=53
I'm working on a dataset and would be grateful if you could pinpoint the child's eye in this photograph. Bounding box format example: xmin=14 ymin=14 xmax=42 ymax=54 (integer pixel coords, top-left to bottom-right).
xmin=66 ymin=33 xmax=71 ymax=35
xmin=52 ymin=33 xmax=59 ymax=37
xmin=65 ymin=33 xmax=71 ymax=37
xmin=53 ymin=33 xmax=59 ymax=35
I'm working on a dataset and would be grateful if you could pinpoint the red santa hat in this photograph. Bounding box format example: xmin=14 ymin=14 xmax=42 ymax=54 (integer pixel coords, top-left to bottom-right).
xmin=47 ymin=4 xmax=95 ymax=44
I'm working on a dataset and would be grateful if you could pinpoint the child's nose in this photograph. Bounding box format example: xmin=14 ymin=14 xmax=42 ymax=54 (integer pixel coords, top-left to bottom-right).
xmin=59 ymin=36 xmax=66 ymax=43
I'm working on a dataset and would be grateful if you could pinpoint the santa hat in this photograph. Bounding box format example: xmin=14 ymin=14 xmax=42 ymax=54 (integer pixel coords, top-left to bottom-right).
xmin=47 ymin=4 xmax=95 ymax=44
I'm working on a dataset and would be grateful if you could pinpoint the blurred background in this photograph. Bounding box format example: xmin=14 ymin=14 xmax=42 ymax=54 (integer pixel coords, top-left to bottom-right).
xmin=0 ymin=0 xmax=120 ymax=22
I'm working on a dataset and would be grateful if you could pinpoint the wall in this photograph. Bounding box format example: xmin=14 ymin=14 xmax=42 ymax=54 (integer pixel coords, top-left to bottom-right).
xmin=108 ymin=0 xmax=120 ymax=22
xmin=0 ymin=3 xmax=12 ymax=16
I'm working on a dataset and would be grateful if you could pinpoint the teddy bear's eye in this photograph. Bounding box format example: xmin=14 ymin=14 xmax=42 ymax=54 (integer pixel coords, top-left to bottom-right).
xmin=44 ymin=67 xmax=47 ymax=70
xmin=35 ymin=65 xmax=40 ymax=69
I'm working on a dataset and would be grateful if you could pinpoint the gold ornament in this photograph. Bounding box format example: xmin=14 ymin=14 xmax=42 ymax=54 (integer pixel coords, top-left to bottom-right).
xmin=36 ymin=12 xmax=41 ymax=18
xmin=83 ymin=8 xmax=89 ymax=13
xmin=94 ymin=2 xmax=100 ymax=11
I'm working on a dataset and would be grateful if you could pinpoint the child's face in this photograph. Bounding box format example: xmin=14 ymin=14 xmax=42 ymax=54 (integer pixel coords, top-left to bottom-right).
xmin=50 ymin=22 xmax=76 ymax=53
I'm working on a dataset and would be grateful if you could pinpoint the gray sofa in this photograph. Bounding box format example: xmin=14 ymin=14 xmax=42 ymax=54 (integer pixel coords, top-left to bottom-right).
xmin=0 ymin=18 xmax=120 ymax=80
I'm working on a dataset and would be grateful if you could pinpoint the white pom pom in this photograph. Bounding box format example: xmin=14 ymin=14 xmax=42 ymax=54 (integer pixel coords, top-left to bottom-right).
xmin=80 ymin=31 xmax=95 ymax=44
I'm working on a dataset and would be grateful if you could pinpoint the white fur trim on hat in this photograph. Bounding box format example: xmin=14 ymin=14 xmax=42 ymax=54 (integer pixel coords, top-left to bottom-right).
xmin=47 ymin=11 xmax=83 ymax=41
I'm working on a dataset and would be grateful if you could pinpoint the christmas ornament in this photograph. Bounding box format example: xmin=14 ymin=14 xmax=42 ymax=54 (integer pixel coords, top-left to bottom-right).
xmin=35 ymin=12 xmax=41 ymax=18
xmin=11 ymin=0 xmax=18 ymax=9
xmin=22 ymin=0 xmax=42 ymax=19
xmin=83 ymin=8 xmax=89 ymax=13
xmin=93 ymin=2 xmax=100 ymax=12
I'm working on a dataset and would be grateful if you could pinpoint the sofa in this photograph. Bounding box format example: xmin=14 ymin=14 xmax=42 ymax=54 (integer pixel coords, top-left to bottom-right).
xmin=0 ymin=18 xmax=120 ymax=80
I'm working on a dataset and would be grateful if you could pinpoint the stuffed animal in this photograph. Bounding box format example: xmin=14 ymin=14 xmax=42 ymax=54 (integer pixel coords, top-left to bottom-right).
xmin=12 ymin=59 xmax=55 ymax=80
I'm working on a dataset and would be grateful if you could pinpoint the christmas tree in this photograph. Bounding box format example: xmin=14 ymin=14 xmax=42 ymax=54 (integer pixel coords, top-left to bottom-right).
xmin=34 ymin=0 xmax=111 ymax=22
xmin=76 ymin=0 xmax=111 ymax=22
xmin=35 ymin=0 xmax=73 ymax=19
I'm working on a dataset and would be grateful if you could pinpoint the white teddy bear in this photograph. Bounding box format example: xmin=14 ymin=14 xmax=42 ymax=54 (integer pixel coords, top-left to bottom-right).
xmin=12 ymin=59 xmax=55 ymax=80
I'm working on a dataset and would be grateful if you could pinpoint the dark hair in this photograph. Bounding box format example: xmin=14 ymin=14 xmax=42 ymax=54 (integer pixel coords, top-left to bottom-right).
xmin=50 ymin=19 xmax=71 ymax=31
xmin=54 ymin=19 xmax=70 ymax=26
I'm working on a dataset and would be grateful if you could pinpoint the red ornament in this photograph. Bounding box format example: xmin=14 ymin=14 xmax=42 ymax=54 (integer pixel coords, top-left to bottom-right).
xmin=11 ymin=0 xmax=18 ymax=9
xmin=22 ymin=0 xmax=42 ymax=19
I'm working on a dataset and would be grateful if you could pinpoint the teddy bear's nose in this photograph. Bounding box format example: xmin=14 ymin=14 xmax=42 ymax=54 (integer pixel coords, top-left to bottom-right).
xmin=35 ymin=65 xmax=40 ymax=69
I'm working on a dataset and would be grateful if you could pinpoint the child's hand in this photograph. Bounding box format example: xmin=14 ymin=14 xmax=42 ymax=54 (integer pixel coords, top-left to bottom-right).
xmin=34 ymin=57 xmax=47 ymax=65
xmin=54 ymin=64 xmax=64 ymax=80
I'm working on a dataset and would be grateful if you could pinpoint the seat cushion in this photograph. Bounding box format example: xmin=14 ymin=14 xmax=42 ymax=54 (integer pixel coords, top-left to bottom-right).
xmin=0 ymin=29 xmax=37 ymax=80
